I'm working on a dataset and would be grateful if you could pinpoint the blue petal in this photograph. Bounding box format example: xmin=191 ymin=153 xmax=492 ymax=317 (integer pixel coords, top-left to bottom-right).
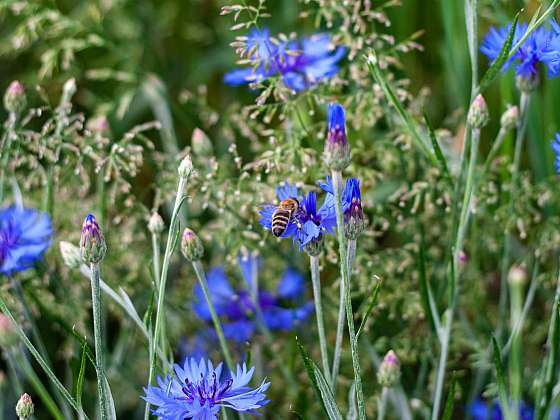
xmin=276 ymin=267 xmax=305 ymax=298
xmin=282 ymin=71 xmax=307 ymax=91
xmin=193 ymin=267 xmax=235 ymax=320
xmin=222 ymin=320 xmax=256 ymax=342
xmin=276 ymin=181 xmax=299 ymax=201
xmin=238 ymin=252 xmax=260 ymax=290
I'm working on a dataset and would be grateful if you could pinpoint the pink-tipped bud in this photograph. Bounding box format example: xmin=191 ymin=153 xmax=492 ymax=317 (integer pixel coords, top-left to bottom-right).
xmin=377 ymin=350 xmax=400 ymax=387
xmin=148 ymin=211 xmax=165 ymax=234
xmin=16 ymin=393 xmax=34 ymax=420
xmin=467 ymin=94 xmax=489 ymax=129
xmin=508 ymin=265 xmax=527 ymax=287
xmin=500 ymin=105 xmax=519 ymax=131
xmin=181 ymin=228 xmax=204 ymax=261
xmin=87 ymin=116 xmax=110 ymax=134
xmin=4 ymin=81 xmax=26 ymax=115
xmin=192 ymin=128 xmax=213 ymax=157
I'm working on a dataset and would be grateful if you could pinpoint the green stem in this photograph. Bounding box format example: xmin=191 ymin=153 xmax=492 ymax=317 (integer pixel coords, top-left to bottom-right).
xmin=482 ymin=127 xmax=507 ymax=174
xmin=431 ymin=128 xmax=480 ymax=420
xmin=97 ymin=173 xmax=107 ymax=229
xmin=509 ymin=280 xmax=523 ymax=420
xmin=0 ymin=113 xmax=16 ymax=204
xmin=497 ymin=92 xmax=530 ymax=337
xmin=43 ymin=166 xmax=55 ymax=217
xmin=309 ymin=255 xmax=331 ymax=387
xmin=145 ymin=175 xmax=187 ymax=418
xmin=331 ymin=238 xmax=356 ymax=390
xmin=377 ymin=387 xmax=389 ymax=420
xmin=332 ymin=170 xmax=365 ymax=420
xmin=90 ymin=263 xmax=108 ymax=420
xmin=191 ymin=260 xmax=234 ymax=369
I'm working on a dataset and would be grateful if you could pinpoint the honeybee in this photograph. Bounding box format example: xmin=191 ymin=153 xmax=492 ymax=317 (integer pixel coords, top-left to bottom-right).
xmin=271 ymin=197 xmax=300 ymax=237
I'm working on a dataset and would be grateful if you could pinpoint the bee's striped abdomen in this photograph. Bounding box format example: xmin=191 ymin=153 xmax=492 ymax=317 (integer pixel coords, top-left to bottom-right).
xmin=271 ymin=210 xmax=291 ymax=237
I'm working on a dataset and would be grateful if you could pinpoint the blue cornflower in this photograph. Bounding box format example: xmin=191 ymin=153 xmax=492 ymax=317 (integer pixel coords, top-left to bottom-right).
xmin=0 ymin=206 xmax=52 ymax=274
xmin=193 ymin=252 xmax=314 ymax=342
xmin=143 ymin=357 xmax=270 ymax=419
xmin=324 ymin=103 xmax=350 ymax=170
xmin=481 ymin=21 xmax=559 ymax=79
xmin=551 ymin=133 xmax=560 ymax=174
xmin=467 ymin=398 xmax=538 ymax=420
xmin=259 ymin=181 xmax=337 ymax=249
xmin=224 ymin=28 xmax=345 ymax=91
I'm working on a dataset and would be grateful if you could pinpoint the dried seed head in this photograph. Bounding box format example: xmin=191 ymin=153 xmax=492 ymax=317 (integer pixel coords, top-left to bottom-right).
xmin=80 ymin=214 xmax=107 ymax=265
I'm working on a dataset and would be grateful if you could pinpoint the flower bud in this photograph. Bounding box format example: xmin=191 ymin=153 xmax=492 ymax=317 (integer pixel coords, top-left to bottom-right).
xmin=63 ymin=78 xmax=77 ymax=99
xmin=304 ymin=234 xmax=324 ymax=256
xmin=148 ymin=211 xmax=165 ymax=234
xmin=59 ymin=241 xmax=82 ymax=269
xmin=181 ymin=228 xmax=204 ymax=261
xmin=344 ymin=180 xmax=365 ymax=240
xmin=467 ymin=94 xmax=489 ymax=129
xmin=500 ymin=105 xmax=519 ymax=131
xmin=377 ymin=350 xmax=400 ymax=388
xmin=192 ymin=128 xmax=213 ymax=157
xmin=87 ymin=116 xmax=110 ymax=135
xmin=80 ymin=214 xmax=107 ymax=265
xmin=178 ymin=154 xmax=193 ymax=178
xmin=0 ymin=314 xmax=18 ymax=348
xmin=323 ymin=103 xmax=350 ymax=171
xmin=516 ymin=74 xmax=539 ymax=93
xmin=508 ymin=265 xmax=527 ymax=287
xmin=16 ymin=393 xmax=34 ymax=420
xmin=4 ymin=81 xmax=27 ymax=115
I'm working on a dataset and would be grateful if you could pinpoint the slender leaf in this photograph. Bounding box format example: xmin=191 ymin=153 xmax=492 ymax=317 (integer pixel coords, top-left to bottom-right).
xmin=76 ymin=344 xmax=87 ymax=420
xmin=365 ymin=52 xmax=437 ymax=164
xmin=417 ymin=233 xmax=439 ymax=334
xmin=355 ymin=280 xmax=382 ymax=340
xmin=423 ymin=112 xmax=452 ymax=184
xmin=492 ymin=336 xmax=510 ymax=417
xmin=442 ymin=372 xmax=457 ymax=420
xmin=296 ymin=338 xmax=343 ymax=420
xmin=477 ymin=13 xmax=520 ymax=94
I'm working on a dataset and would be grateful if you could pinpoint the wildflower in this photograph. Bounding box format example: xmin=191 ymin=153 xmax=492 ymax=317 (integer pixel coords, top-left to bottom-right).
xmin=319 ymin=176 xmax=365 ymax=239
xmin=181 ymin=228 xmax=204 ymax=262
xmin=0 ymin=314 xmax=18 ymax=348
xmin=80 ymin=214 xmax=107 ymax=265
xmin=193 ymin=252 xmax=314 ymax=342
xmin=468 ymin=398 xmax=536 ymax=420
xmin=323 ymin=103 xmax=350 ymax=170
xmin=59 ymin=241 xmax=82 ymax=269
xmin=15 ymin=393 xmax=34 ymax=420
xmin=481 ymin=21 xmax=559 ymax=84
xmin=551 ymin=133 xmax=560 ymax=174
xmin=467 ymin=94 xmax=490 ymax=129
xmin=3 ymin=81 xmax=26 ymax=115
xmin=143 ymin=357 xmax=270 ymax=419
xmin=377 ymin=350 xmax=400 ymax=388
xmin=0 ymin=206 xmax=52 ymax=274
xmin=500 ymin=105 xmax=519 ymax=131
xmin=148 ymin=212 xmax=165 ymax=235
xmin=259 ymin=181 xmax=337 ymax=251
xmin=224 ymin=28 xmax=345 ymax=92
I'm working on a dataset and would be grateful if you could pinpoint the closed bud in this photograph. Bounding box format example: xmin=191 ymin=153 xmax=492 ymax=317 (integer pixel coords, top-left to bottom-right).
xmin=304 ymin=234 xmax=324 ymax=256
xmin=59 ymin=241 xmax=82 ymax=269
xmin=148 ymin=211 xmax=165 ymax=234
xmin=377 ymin=350 xmax=400 ymax=388
xmin=508 ymin=265 xmax=527 ymax=287
xmin=80 ymin=214 xmax=107 ymax=265
xmin=178 ymin=154 xmax=193 ymax=178
xmin=323 ymin=103 xmax=350 ymax=171
xmin=516 ymin=74 xmax=539 ymax=93
xmin=16 ymin=393 xmax=34 ymax=420
xmin=0 ymin=314 xmax=18 ymax=348
xmin=4 ymin=81 xmax=27 ymax=115
xmin=192 ymin=128 xmax=213 ymax=157
xmin=87 ymin=116 xmax=110 ymax=134
xmin=467 ymin=94 xmax=489 ymax=129
xmin=500 ymin=105 xmax=519 ymax=131
xmin=181 ymin=228 xmax=204 ymax=261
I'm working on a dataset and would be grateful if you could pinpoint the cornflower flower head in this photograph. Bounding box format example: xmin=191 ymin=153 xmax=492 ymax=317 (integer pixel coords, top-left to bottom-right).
xmin=143 ymin=357 xmax=270 ymax=419
xmin=224 ymin=28 xmax=345 ymax=92
xmin=259 ymin=181 xmax=337 ymax=251
xmin=0 ymin=206 xmax=52 ymax=274
xmin=320 ymin=176 xmax=364 ymax=239
xmin=80 ymin=214 xmax=106 ymax=265
xmin=467 ymin=398 xmax=537 ymax=420
xmin=193 ymin=252 xmax=313 ymax=342
xmin=323 ymin=103 xmax=350 ymax=170
xmin=551 ymin=133 xmax=560 ymax=174
xmin=481 ymin=20 xmax=559 ymax=86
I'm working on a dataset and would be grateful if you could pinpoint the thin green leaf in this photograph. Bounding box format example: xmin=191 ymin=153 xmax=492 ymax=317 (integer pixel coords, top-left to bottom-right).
xmin=296 ymin=338 xmax=343 ymax=420
xmin=442 ymin=372 xmax=457 ymax=420
xmin=477 ymin=12 xmax=520 ymax=94
xmin=423 ymin=112 xmax=452 ymax=185
xmin=365 ymin=52 xmax=437 ymax=165
xmin=0 ymin=294 xmax=88 ymax=419
xmin=492 ymin=336 xmax=510 ymax=417
xmin=355 ymin=280 xmax=382 ymax=340
xmin=76 ymin=344 xmax=87 ymax=420
xmin=418 ymin=237 xmax=439 ymax=335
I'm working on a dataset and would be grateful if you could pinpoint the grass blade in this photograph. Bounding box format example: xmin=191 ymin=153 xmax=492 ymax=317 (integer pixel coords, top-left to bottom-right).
xmin=418 ymin=236 xmax=440 ymax=335
xmin=296 ymin=337 xmax=343 ymax=420
xmin=492 ymin=336 xmax=510 ymax=418
xmin=442 ymin=372 xmax=456 ymax=420
xmin=477 ymin=12 xmax=520 ymax=94
xmin=76 ymin=344 xmax=87 ymax=420
xmin=423 ymin=112 xmax=452 ymax=185
xmin=355 ymin=279 xmax=382 ymax=340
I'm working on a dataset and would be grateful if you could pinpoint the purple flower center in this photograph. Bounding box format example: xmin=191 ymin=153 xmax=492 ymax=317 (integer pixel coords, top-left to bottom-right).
xmin=180 ymin=372 xmax=233 ymax=406
xmin=0 ymin=221 xmax=19 ymax=265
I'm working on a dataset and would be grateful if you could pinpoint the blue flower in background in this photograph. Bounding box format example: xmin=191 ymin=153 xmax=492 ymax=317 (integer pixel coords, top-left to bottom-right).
xmin=193 ymin=252 xmax=314 ymax=342
xmin=466 ymin=398 xmax=558 ymax=420
xmin=143 ymin=357 xmax=270 ymax=419
xmin=551 ymin=133 xmax=560 ymax=174
xmin=224 ymin=28 xmax=345 ymax=91
xmin=480 ymin=21 xmax=559 ymax=79
xmin=0 ymin=206 xmax=52 ymax=274
xmin=259 ymin=181 xmax=337 ymax=249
